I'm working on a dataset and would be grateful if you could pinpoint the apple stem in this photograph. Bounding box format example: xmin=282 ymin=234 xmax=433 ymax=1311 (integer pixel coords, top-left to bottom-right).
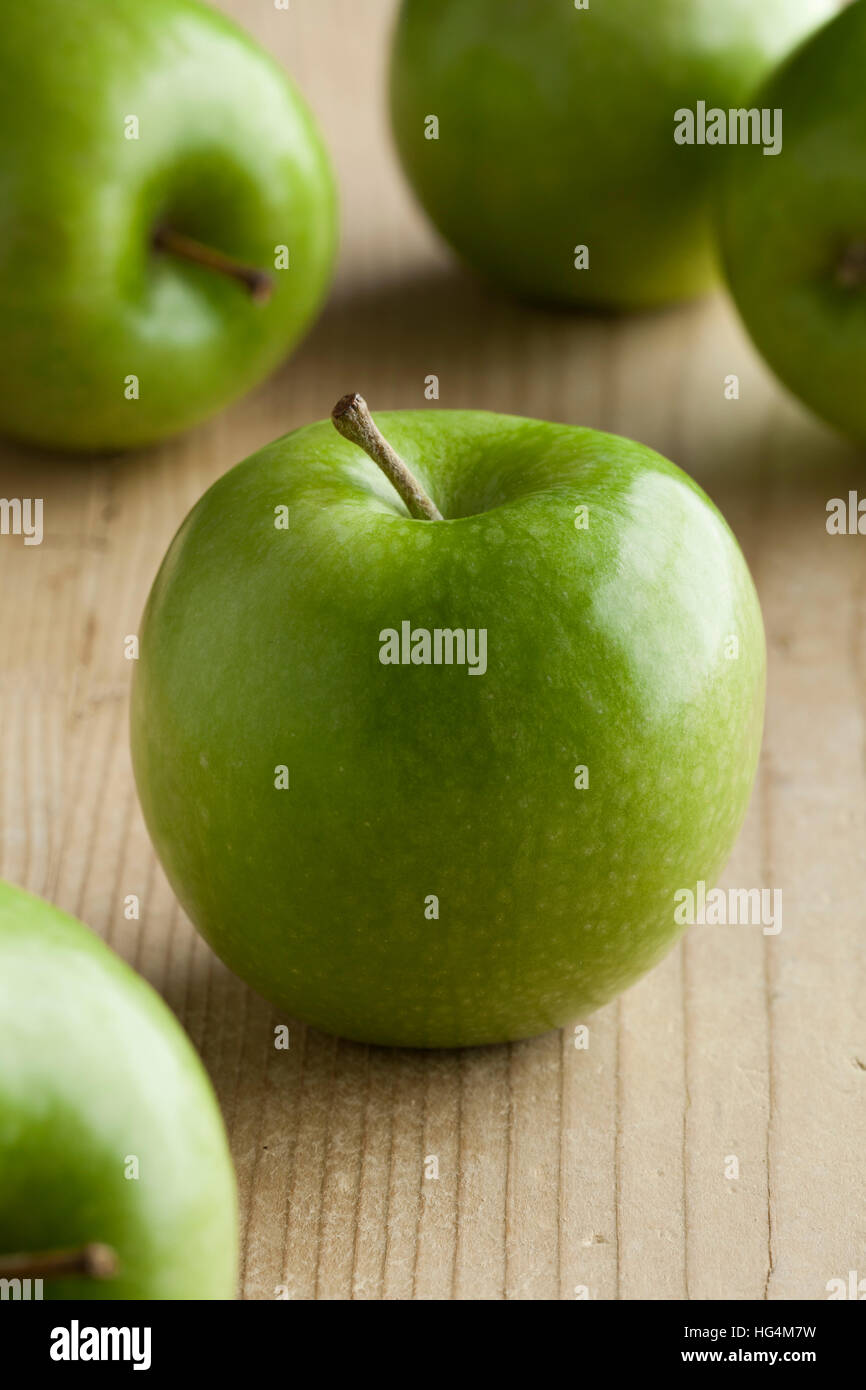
xmin=836 ymin=240 xmax=866 ymax=289
xmin=0 ymin=1243 xmax=118 ymax=1282
xmin=153 ymin=226 xmax=273 ymax=303
xmin=331 ymin=394 xmax=443 ymax=521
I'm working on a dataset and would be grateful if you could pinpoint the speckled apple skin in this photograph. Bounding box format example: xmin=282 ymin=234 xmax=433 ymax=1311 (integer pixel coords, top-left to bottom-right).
xmin=131 ymin=411 xmax=765 ymax=1047
xmin=0 ymin=880 xmax=237 ymax=1297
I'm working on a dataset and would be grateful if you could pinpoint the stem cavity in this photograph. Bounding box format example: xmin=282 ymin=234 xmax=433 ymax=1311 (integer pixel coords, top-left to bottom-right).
xmin=153 ymin=227 xmax=273 ymax=303
xmin=836 ymin=240 xmax=866 ymax=290
xmin=331 ymin=393 xmax=443 ymax=521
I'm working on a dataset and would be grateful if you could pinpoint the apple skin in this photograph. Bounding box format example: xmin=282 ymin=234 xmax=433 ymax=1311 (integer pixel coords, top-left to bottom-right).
xmin=131 ymin=410 xmax=765 ymax=1049
xmin=0 ymin=879 xmax=237 ymax=1298
xmin=389 ymin=0 xmax=834 ymax=310
xmin=718 ymin=2 xmax=866 ymax=443
xmin=0 ymin=0 xmax=337 ymax=452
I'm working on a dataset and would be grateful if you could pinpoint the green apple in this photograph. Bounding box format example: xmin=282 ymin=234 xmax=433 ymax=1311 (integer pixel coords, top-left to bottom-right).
xmin=0 ymin=0 xmax=336 ymax=452
xmin=0 ymin=879 xmax=237 ymax=1298
xmin=130 ymin=396 xmax=765 ymax=1049
xmin=718 ymin=1 xmax=866 ymax=443
xmin=389 ymin=0 xmax=834 ymax=310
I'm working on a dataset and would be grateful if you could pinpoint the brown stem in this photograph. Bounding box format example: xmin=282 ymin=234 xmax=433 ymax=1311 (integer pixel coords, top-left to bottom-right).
xmin=331 ymin=393 xmax=443 ymax=521
xmin=153 ymin=226 xmax=273 ymax=303
xmin=0 ymin=1243 xmax=118 ymax=1282
xmin=836 ymin=240 xmax=866 ymax=289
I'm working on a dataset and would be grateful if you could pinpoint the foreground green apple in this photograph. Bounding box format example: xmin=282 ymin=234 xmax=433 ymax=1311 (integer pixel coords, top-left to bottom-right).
xmin=389 ymin=0 xmax=833 ymax=309
xmin=718 ymin=1 xmax=866 ymax=443
xmin=0 ymin=0 xmax=336 ymax=452
xmin=0 ymin=880 xmax=237 ymax=1298
xmin=131 ymin=398 xmax=765 ymax=1048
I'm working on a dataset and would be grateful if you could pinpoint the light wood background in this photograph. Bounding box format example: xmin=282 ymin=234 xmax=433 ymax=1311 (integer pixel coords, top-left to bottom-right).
xmin=1 ymin=0 xmax=864 ymax=1301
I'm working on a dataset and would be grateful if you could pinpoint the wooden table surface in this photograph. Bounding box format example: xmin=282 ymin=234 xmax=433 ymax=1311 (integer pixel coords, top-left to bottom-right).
xmin=2 ymin=0 xmax=864 ymax=1301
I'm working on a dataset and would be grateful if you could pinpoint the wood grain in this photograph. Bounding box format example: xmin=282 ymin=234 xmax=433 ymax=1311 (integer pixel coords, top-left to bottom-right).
xmin=1 ymin=0 xmax=863 ymax=1300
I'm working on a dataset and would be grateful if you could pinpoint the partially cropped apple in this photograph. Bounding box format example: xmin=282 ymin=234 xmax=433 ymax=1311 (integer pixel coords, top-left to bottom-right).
xmin=0 ymin=0 xmax=336 ymax=452
xmin=131 ymin=397 xmax=765 ymax=1048
xmin=718 ymin=1 xmax=866 ymax=443
xmin=389 ymin=0 xmax=834 ymax=309
xmin=0 ymin=879 xmax=237 ymax=1298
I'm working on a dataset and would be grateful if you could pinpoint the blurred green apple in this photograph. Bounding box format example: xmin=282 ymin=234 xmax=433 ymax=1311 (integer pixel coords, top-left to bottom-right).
xmin=389 ymin=0 xmax=834 ymax=309
xmin=0 ymin=879 xmax=237 ymax=1298
xmin=719 ymin=1 xmax=866 ymax=442
xmin=131 ymin=397 xmax=765 ymax=1048
xmin=0 ymin=0 xmax=337 ymax=451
